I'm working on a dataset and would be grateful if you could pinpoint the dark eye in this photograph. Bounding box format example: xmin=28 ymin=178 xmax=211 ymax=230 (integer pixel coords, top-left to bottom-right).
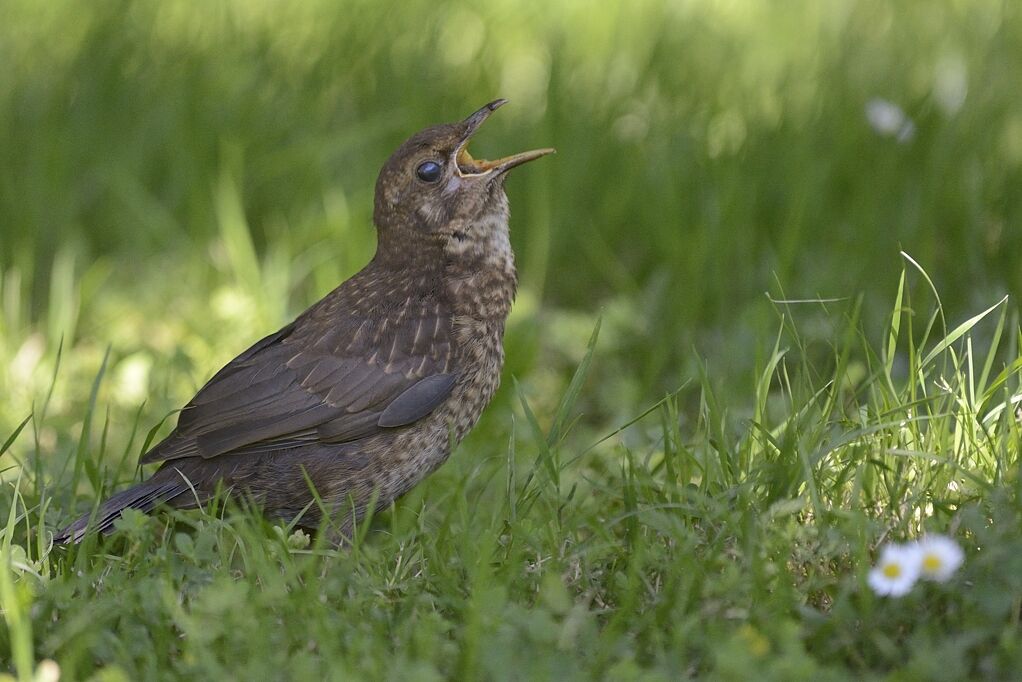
xmin=416 ymin=161 xmax=443 ymax=182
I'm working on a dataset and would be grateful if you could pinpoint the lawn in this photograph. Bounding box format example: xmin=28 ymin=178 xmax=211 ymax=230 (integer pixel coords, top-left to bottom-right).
xmin=2 ymin=0 xmax=1021 ymax=679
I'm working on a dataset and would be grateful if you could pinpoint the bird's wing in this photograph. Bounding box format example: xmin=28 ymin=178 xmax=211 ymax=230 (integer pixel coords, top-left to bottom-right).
xmin=140 ymin=306 xmax=455 ymax=465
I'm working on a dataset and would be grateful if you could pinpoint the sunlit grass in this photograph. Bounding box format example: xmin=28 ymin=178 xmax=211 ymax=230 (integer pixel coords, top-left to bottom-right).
xmin=2 ymin=257 xmax=1021 ymax=677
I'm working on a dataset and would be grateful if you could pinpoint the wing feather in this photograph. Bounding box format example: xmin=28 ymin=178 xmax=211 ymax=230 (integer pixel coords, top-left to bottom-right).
xmin=141 ymin=297 xmax=456 ymax=466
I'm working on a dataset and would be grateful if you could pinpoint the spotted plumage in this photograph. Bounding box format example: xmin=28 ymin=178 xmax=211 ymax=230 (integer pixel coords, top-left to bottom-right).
xmin=56 ymin=100 xmax=553 ymax=543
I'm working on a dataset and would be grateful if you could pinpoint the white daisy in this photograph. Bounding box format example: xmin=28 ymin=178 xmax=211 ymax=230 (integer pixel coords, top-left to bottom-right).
xmin=865 ymin=98 xmax=916 ymax=143
xmin=915 ymin=535 xmax=964 ymax=583
xmin=868 ymin=543 xmax=921 ymax=597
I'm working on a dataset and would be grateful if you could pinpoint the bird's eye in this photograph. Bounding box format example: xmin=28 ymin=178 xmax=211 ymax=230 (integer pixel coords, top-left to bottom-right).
xmin=416 ymin=161 xmax=443 ymax=183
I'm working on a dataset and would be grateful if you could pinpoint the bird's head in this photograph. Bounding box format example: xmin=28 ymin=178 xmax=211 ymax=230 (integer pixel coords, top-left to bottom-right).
xmin=373 ymin=100 xmax=553 ymax=258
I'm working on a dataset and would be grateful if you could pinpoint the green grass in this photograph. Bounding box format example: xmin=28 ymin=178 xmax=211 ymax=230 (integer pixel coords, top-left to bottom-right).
xmin=3 ymin=267 xmax=1022 ymax=680
xmin=2 ymin=0 xmax=1022 ymax=679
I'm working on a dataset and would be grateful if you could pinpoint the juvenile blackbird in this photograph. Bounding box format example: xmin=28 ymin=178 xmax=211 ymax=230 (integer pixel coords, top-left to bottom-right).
xmin=56 ymin=99 xmax=553 ymax=543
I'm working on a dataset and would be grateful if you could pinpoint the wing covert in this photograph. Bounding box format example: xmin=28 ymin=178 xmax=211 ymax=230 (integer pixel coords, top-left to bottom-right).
xmin=140 ymin=301 xmax=455 ymax=465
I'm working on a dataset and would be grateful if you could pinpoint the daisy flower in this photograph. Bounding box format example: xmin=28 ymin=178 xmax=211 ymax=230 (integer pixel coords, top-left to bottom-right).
xmin=868 ymin=543 xmax=921 ymax=597
xmin=914 ymin=535 xmax=964 ymax=583
xmin=865 ymin=98 xmax=916 ymax=143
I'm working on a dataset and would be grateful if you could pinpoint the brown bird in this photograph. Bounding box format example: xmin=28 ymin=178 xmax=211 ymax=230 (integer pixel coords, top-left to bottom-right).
xmin=56 ymin=99 xmax=553 ymax=544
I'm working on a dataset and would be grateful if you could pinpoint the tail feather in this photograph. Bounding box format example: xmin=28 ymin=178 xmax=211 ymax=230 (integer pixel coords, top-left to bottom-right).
xmin=55 ymin=479 xmax=186 ymax=544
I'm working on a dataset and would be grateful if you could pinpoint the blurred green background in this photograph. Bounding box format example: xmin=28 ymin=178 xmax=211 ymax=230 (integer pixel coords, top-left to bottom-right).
xmin=3 ymin=3 xmax=1022 ymax=676
xmin=0 ymin=0 xmax=1020 ymax=443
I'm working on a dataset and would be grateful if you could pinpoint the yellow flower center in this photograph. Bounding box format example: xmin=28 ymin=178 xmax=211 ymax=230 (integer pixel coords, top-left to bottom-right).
xmin=922 ymin=554 xmax=942 ymax=572
xmin=882 ymin=563 xmax=902 ymax=579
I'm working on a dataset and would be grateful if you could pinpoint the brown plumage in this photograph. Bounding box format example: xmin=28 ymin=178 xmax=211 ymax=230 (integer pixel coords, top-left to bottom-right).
xmin=56 ymin=100 xmax=553 ymax=543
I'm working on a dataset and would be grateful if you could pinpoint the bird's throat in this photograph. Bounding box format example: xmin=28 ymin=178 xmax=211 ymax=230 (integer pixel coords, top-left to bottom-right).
xmin=444 ymin=211 xmax=518 ymax=323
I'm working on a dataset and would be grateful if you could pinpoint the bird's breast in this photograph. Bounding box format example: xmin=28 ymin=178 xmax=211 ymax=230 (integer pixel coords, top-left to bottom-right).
xmin=442 ymin=258 xmax=517 ymax=437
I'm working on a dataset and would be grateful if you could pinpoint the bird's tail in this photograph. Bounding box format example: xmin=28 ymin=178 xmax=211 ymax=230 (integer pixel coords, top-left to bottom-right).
xmin=54 ymin=473 xmax=187 ymax=545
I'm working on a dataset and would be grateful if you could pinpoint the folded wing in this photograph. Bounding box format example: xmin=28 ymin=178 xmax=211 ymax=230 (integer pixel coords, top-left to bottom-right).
xmin=141 ymin=305 xmax=456 ymax=465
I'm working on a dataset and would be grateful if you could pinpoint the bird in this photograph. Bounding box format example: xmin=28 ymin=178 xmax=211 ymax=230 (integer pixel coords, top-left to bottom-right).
xmin=56 ymin=99 xmax=554 ymax=544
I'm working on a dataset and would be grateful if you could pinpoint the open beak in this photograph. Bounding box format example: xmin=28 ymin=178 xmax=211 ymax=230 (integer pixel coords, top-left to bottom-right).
xmin=455 ymin=99 xmax=555 ymax=177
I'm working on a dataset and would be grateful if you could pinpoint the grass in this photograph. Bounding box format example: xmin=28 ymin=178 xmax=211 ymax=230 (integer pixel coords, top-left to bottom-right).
xmin=1 ymin=0 xmax=1022 ymax=679
xmin=2 ymin=264 xmax=1021 ymax=679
